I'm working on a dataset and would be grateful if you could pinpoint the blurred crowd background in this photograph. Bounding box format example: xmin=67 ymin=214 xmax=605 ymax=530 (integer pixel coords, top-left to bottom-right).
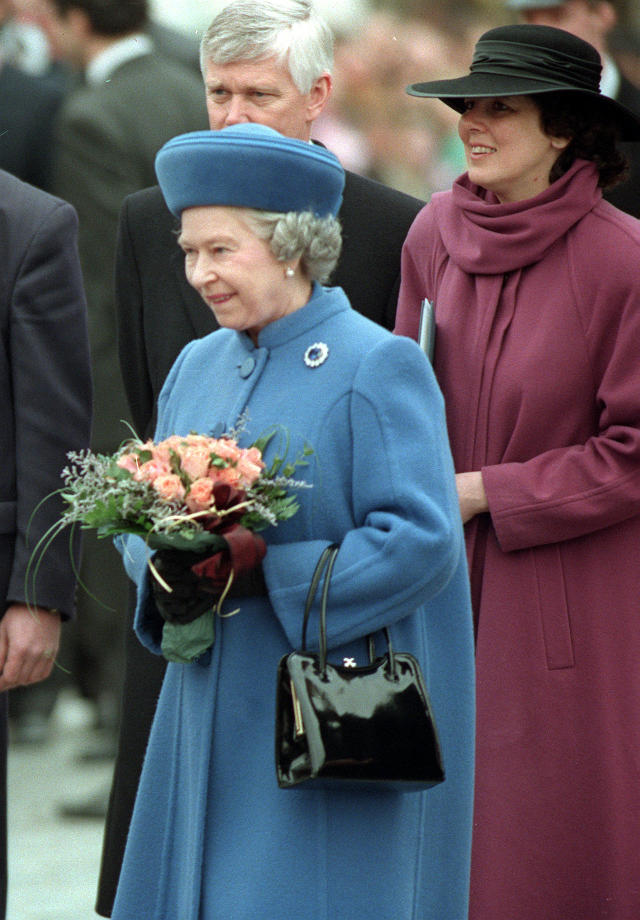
xmin=4 ymin=0 xmax=640 ymax=204
xmin=156 ymin=0 xmax=640 ymax=198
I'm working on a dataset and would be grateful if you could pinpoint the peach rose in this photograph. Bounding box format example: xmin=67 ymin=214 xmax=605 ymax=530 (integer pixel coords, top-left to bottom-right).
xmin=180 ymin=445 xmax=212 ymax=482
xmin=210 ymin=466 xmax=242 ymax=488
xmin=134 ymin=458 xmax=171 ymax=483
xmin=211 ymin=438 xmax=242 ymax=463
xmin=185 ymin=477 xmax=215 ymax=512
xmin=184 ymin=434 xmax=212 ymax=448
xmin=150 ymin=444 xmax=170 ymax=466
xmin=116 ymin=453 xmax=139 ymax=475
xmin=236 ymin=449 xmax=264 ymax=487
xmin=152 ymin=435 xmax=185 ymax=465
xmin=152 ymin=473 xmax=186 ymax=503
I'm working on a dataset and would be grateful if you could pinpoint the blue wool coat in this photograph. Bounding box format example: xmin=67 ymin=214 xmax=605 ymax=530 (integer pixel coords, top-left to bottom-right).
xmin=112 ymin=285 xmax=475 ymax=920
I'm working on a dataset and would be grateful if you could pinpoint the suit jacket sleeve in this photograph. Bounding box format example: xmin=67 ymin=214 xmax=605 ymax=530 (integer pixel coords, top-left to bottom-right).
xmin=7 ymin=198 xmax=92 ymax=616
xmin=115 ymin=194 xmax=154 ymax=439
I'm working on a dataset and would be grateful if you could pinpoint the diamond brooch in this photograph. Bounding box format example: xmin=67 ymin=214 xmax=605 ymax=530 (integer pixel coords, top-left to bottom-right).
xmin=303 ymin=342 xmax=329 ymax=368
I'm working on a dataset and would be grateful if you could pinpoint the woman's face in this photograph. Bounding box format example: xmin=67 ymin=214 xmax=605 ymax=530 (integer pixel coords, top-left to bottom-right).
xmin=178 ymin=206 xmax=307 ymax=342
xmin=458 ymin=95 xmax=570 ymax=203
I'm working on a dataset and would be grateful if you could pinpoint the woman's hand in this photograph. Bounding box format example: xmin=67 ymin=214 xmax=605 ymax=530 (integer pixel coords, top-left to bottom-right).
xmin=456 ymin=471 xmax=488 ymax=524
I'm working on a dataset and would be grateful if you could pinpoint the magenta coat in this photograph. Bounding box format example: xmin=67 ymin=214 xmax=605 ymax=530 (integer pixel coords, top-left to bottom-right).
xmin=396 ymin=160 xmax=640 ymax=920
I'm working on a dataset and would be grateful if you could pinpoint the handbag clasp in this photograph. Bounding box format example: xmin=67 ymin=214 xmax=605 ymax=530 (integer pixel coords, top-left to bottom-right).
xmin=290 ymin=680 xmax=305 ymax=738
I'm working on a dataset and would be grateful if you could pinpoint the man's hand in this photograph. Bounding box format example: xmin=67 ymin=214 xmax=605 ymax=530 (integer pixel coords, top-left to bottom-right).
xmin=0 ymin=604 xmax=61 ymax=692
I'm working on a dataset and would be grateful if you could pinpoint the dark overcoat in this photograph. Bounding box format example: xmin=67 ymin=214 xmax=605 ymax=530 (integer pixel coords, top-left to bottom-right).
xmin=0 ymin=63 xmax=65 ymax=192
xmin=396 ymin=161 xmax=640 ymax=919
xmin=0 ymin=171 xmax=92 ymax=917
xmin=96 ymin=170 xmax=423 ymax=915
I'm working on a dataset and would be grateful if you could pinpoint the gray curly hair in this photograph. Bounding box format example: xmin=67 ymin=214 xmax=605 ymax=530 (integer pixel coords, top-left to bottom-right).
xmin=241 ymin=209 xmax=341 ymax=283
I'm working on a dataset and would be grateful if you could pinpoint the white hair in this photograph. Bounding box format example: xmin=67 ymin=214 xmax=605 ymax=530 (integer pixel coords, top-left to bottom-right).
xmin=199 ymin=0 xmax=334 ymax=93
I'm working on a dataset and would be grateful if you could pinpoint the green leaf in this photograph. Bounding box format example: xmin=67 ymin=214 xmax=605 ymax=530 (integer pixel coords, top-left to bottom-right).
xmin=250 ymin=430 xmax=276 ymax=455
xmin=161 ymin=612 xmax=216 ymax=663
xmin=145 ymin=531 xmax=227 ymax=553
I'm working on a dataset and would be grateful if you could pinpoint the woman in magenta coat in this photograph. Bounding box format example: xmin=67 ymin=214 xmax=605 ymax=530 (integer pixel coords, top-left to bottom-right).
xmin=396 ymin=24 xmax=640 ymax=920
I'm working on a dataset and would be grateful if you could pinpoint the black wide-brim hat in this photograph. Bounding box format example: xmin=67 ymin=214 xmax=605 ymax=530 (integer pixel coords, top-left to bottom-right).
xmin=407 ymin=24 xmax=640 ymax=141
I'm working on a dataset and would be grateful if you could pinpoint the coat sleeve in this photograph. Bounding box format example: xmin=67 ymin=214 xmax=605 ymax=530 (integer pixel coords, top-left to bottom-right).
xmin=394 ymin=203 xmax=437 ymax=341
xmin=483 ymin=216 xmax=640 ymax=552
xmin=124 ymin=342 xmax=202 ymax=655
xmin=7 ymin=199 xmax=92 ymax=616
xmin=115 ymin=194 xmax=155 ymax=439
xmin=264 ymin=336 xmax=465 ymax=650
xmin=114 ymin=532 xmax=159 ymax=652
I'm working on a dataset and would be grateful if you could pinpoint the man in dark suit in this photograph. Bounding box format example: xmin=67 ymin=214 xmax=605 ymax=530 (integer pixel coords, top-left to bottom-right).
xmin=39 ymin=0 xmax=207 ymax=748
xmin=0 ymin=0 xmax=70 ymax=191
xmin=0 ymin=63 xmax=65 ymax=191
xmin=96 ymin=2 xmax=424 ymax=914
xmin=506 ymin=0 xmax=640 ymax=217
xmin=0 ymin=168 xmax=92 ymax=918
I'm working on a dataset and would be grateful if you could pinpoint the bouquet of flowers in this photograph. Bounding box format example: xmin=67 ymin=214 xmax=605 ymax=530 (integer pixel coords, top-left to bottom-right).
xmin=29 ymin=426 xmax=311 ymax=662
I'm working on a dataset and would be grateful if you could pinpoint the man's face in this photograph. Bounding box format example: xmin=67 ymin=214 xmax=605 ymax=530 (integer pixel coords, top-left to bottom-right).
xmin=203 ymin=55 xmax=330 ymax=141
xmin=519 ymin=1 xmax=612 ymax=52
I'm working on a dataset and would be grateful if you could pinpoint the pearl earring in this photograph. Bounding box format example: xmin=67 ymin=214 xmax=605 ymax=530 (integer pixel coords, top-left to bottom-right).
xmin=285 ymin=266 xmax=295 ymax=278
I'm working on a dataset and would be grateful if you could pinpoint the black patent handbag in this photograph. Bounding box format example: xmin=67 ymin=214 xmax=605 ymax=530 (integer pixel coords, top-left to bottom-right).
xmin=275 ymin=544 xmax=445 ymax=790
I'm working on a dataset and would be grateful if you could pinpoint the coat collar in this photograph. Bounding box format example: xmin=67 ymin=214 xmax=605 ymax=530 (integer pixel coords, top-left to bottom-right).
xmin=431 ymin=159 xmax=601 ymax=275
xmin=237 ymin=283 xmax=350 ymax=352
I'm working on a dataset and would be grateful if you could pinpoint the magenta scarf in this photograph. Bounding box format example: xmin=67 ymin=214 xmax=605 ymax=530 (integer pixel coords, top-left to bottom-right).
xmin=431 ymin=159 xmax=602 ymax=275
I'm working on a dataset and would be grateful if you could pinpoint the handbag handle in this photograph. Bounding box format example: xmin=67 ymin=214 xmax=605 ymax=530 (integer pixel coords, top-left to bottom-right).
xmin=301 ymin=544 xmax=338 ymax=652
xmin=301 ymin=544 xmax=397 ymax=678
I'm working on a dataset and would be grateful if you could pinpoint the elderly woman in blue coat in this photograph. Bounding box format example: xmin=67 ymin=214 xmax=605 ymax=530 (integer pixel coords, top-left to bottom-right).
xmin=112 ymin=124 xmax=475 ymax=920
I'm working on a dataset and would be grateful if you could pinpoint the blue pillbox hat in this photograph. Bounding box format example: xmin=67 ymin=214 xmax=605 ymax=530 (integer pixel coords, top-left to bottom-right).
xmin=155 ymin=124 xmax=345 ymax=218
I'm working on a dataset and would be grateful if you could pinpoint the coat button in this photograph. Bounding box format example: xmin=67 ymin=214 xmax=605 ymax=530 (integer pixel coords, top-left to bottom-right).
xmin=239 ymin=357 xmax=256 ymax=378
